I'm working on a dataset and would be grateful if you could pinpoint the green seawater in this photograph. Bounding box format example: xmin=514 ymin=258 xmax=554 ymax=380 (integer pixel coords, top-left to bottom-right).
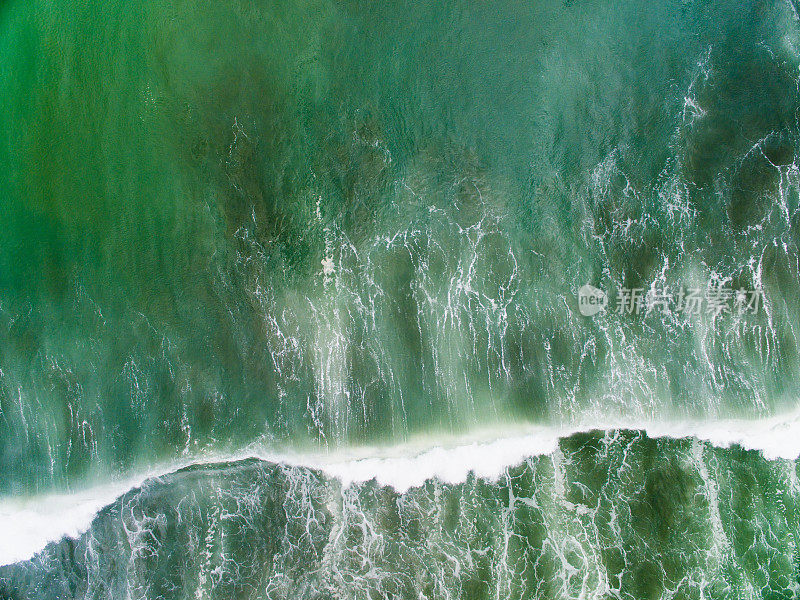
xmin=2 ymin=0 xmax=800 ymax=597
xmin=5 ymin=433 xmax=800 ymax=599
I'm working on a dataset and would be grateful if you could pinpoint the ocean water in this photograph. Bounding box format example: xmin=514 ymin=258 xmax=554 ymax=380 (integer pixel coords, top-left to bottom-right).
xmin=2 ymin=0 xmax=800 ymax=597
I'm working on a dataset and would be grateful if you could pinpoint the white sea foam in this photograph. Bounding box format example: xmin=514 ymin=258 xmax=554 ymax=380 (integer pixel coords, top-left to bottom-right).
xmin=4 ymin=407 xmax=800 ymax=567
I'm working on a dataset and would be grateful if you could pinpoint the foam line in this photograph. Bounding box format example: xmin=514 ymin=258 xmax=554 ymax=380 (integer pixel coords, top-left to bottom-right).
xmin=3 ymin=407 xmax=800 ymax=566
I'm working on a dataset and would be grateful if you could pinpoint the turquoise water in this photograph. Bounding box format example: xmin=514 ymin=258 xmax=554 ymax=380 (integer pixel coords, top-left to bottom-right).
xmin=2 ymin=0 xmax=800 ymax=597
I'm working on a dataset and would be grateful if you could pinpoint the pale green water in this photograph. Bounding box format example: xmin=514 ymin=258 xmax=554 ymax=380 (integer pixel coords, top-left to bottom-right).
xmin=2 ymin=0 xmax=800 ymax=597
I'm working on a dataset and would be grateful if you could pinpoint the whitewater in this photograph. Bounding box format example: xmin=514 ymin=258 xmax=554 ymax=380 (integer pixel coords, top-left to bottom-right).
xmin=4 ymin=408 xmax=800 ymax=568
